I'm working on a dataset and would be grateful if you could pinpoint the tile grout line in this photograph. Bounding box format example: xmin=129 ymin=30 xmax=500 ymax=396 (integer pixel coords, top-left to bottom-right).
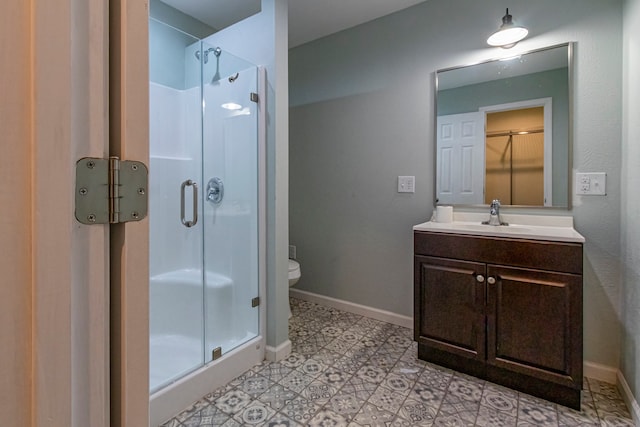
xmin=432 ymin=372 xmax=454 ymax=424
xmin=472 ymin=381 xmax=486 ymax=426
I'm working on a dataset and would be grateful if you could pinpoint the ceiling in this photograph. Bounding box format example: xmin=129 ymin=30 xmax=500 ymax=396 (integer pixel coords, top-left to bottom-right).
xmin=160 ymin=0 xmax=428 ymax=48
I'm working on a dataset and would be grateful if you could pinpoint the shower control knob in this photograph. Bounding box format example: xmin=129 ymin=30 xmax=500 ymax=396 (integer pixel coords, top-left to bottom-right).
xmin=206 ymin=177 xmax=224 ymax=205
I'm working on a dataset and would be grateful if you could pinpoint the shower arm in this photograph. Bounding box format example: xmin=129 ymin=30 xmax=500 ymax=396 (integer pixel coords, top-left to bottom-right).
xmin=194 ymin=47 xmax=222 ymax=64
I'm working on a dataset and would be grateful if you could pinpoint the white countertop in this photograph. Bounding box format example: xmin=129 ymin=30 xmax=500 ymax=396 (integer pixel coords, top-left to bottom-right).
xmin=413 ymin=212 xmax=585 ymax=243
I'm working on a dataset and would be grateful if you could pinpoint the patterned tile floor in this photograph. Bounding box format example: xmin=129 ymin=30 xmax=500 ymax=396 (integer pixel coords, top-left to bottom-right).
xmin=160 ymin=297 xmax=635 ymax=426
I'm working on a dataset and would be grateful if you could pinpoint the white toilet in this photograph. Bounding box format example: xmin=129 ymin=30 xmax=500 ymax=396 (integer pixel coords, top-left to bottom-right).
xmin=288 ymin=259 xmax=301 ymax=318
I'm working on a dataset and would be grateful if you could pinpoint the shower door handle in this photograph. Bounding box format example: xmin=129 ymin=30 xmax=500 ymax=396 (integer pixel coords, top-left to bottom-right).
xmin=181 ymin=179 xmax=198 ymax=228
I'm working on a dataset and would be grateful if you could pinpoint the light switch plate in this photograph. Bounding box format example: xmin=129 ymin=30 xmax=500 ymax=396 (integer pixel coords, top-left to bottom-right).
xmin=398 ymin=176 xmax=415 ymax=193
xmin=575 ymin=172 xmax=606 ymax=195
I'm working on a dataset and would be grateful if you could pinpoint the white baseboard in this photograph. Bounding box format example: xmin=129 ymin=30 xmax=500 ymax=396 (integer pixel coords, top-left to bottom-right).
xmin=617 ymin=371 xmax=640 ymax=426
xmin=583 ymin=363 xmax=639 ymax=425
xmin=265 ymin=339 xmax=291 ymax=362
xmin=584 ymin=361 xmax=619 ymax=384
xmin=289 ymin=288 xmax=414 ymax=329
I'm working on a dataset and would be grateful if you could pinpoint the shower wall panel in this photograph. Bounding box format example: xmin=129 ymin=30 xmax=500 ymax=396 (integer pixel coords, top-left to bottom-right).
xmin=149 ymin=80 xmax=204 ymax=392
xmin=149 ymin=83 xmax=202 ymax=277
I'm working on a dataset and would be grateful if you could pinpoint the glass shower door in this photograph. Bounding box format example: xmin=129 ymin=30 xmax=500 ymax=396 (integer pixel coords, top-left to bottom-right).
xmin=201 ymin=42 xmax=259 ymax=363
xmin=149 ymin=19 xmax=205 ymax=392
xmin=149 ymin=27 xmax=260 ymax=392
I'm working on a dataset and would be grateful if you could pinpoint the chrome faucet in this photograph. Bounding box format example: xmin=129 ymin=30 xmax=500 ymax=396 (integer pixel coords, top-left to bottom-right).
xmin=483 ymin=199 xmax=508 ymax=226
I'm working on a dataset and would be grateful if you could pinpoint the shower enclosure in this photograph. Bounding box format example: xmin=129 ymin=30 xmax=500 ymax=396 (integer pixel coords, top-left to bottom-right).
xmin=148 ymin=18 xmax=265 ymax=423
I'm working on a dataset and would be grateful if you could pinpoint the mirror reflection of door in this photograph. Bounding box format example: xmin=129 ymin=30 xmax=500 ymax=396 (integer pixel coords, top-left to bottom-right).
xmin=485 ymin=107 xmax=545 ymax=205
xmin=436 ymin=112 xmax=484 ymax=205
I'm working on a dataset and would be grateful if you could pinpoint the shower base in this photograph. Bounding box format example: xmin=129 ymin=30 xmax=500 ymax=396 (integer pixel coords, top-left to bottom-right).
xmin=150 ymin=335 xmax=264 ymax=426
xmin=150 ymin=330 xmax=257 ymax=392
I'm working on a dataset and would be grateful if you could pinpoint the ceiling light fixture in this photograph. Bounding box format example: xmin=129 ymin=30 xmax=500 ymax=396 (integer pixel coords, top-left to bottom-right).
xmin=487 ymin=8 xmax=528 ymax=49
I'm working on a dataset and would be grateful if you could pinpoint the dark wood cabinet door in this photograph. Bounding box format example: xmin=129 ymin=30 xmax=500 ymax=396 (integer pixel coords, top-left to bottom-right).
xmin=486 ymin=264 xmax=583 ymax=389
xmin=415 ymin=256 xmax=486 ymax=361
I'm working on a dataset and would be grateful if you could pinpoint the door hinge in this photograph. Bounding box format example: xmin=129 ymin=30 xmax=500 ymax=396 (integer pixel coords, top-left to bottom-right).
xmin=250 ymin=92 xmax=259 ymax=103
xmin=252 ymin=297 xmax=260 ymax=308
xmin=75 ymin=156 xmax=148 ymax=225
xmin=212 ymin=347 xmax=222 ymax=360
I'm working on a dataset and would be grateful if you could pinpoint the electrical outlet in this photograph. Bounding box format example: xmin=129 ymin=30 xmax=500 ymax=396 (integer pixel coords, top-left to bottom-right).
xmin=398 ymin=176 xmax=415 ymax=193
xmin=579 ymin=174 xmax=590 ymax=191
xmin=575 ymin=172 xmax=607 ymax=195
xmin=289 ymin=245 xmax=297 ymax=260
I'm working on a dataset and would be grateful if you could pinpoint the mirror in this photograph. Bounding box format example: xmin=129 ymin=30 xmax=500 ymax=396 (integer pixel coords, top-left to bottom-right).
xmin=435 ymin=43 xmax=572 ymax=208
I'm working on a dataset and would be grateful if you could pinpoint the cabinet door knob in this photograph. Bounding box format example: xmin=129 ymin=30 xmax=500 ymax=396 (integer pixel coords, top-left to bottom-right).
xmin=476 ymin=275 xmax=485 ymax=283
xmin=487 ymin=276 xmax=496 ymax=285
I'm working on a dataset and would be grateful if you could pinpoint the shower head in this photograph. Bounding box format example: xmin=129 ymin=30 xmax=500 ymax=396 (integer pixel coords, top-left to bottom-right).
xmin=195 ymin=47 xmax=222 ymax=64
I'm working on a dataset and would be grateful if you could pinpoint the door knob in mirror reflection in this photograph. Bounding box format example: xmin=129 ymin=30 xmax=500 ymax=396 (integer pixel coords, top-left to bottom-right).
xmin=207 ymin=177 xmax=224 ymax=205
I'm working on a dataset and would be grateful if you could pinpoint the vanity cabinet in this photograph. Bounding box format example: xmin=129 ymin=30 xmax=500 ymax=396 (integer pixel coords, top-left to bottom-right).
xmin=414 ymin=231 xmax=583 ymax=409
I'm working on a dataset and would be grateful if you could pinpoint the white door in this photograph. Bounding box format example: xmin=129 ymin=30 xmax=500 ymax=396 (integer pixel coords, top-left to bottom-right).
xmin=1 ymin=0 xmax=114 ymax=426
xmin=436 ymin=112 xmax=485 ymax=205
xmin=111 ymin=0 xmax=150 ymax=426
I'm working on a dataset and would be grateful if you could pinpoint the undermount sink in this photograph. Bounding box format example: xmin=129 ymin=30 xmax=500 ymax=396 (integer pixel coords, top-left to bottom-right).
xmin=413 ymin=213 xmax=585 ymax=243
xmin=459 ymin=223 xmax=532 ymax=233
